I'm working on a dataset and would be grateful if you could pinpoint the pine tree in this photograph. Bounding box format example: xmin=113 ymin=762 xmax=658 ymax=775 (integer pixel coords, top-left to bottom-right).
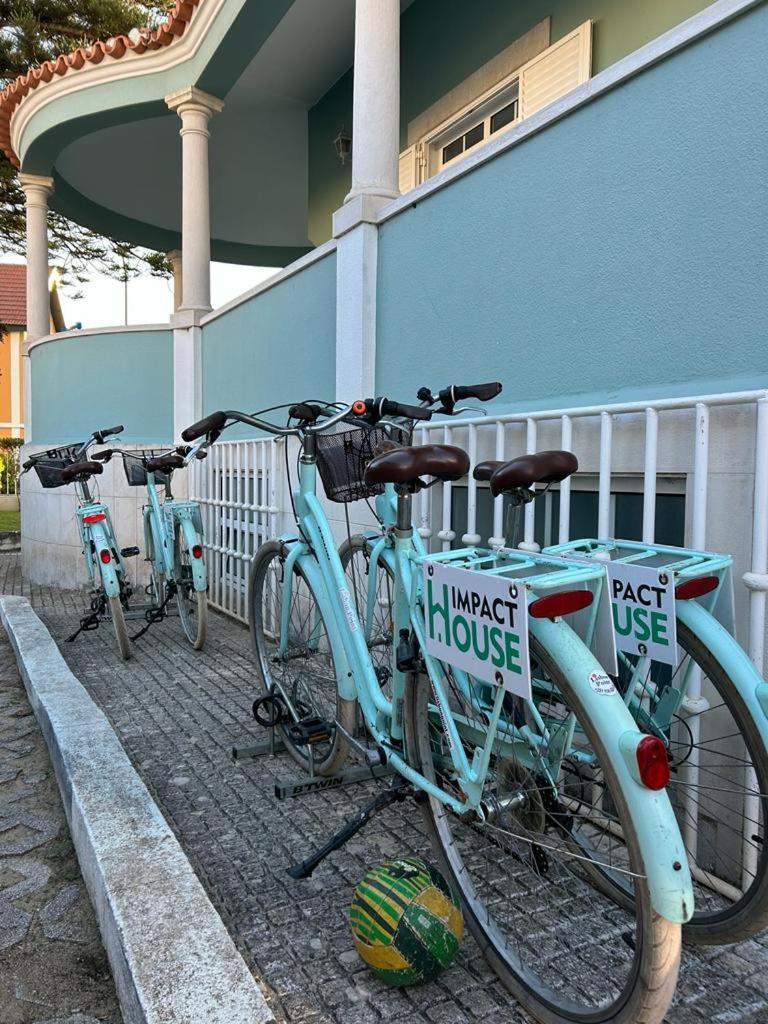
xmin=0 ymin=2 xmax=173 ymax=288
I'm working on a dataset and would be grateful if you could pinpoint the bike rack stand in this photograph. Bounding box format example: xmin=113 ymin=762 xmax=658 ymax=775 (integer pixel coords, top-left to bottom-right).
xmin=232 ymin=730 xmax=393 ymax=800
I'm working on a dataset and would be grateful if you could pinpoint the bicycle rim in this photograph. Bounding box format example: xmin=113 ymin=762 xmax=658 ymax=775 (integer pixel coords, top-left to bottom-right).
xmin=601 ymin=620 xmax=768 ymax=944
xmin=174 ymin=525 xmax=207 ymax=649
xmin=405 ymin=635 xmax=680 ymax=1024
xmin=249 ymin=541 xmax=354 ymax=775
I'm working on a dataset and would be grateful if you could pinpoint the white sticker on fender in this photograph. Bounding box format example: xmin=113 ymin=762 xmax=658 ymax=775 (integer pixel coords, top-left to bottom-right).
xmin=588 ymin=670 xmax=617 ymax=695
xmin=339 ymin=587 xmax=359 ymax=633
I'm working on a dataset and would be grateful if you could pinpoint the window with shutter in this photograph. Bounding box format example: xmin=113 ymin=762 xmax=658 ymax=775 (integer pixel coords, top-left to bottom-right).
xmin=397 ymin=21 xmax=592 ymax=191
xmin=519 ymin=22 xmax=592 ymax=119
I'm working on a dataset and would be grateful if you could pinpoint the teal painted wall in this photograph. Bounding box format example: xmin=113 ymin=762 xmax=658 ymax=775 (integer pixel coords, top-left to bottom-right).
xmin=308 ymin=0 xmax=710 ymax=244
xmin=376 ymin=5 xmax=768 ymax=410
xmin=201 ymin=252 xmax=337 ymax=435
xmin=30 ymin=330 xmax=173 ymax=444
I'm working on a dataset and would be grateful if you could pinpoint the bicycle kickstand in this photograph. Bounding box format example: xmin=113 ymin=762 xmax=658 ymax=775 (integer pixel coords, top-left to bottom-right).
xmin=287 ymin=776 xmax=412 ymax=880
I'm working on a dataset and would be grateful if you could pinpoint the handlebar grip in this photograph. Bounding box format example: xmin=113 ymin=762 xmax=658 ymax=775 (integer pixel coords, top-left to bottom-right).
xmin=92 ymin=450 xmax=113 ymax=462
xmin=289 ymin=403 xmax=323 ymax=423
xmin=443 ymin=382 xmax=502 ymax=404
xmin=380 ymin=399 xmax=432 ymax=421
xmin=22 ymin=458 xmax=37 ymax=470
xmin=97 ymin=424 xmax=124 ymax=439
xmin=181 ymin=411 xmax=227 ymax=442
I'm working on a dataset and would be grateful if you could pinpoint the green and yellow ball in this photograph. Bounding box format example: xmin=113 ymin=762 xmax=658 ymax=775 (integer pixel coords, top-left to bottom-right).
xmin=349 ymin=857 xmax=464 ymax=986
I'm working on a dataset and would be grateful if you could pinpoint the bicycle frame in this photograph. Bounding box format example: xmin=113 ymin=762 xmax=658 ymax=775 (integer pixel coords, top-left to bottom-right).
xmin=278 ymin=450 xmax=694 ymax=924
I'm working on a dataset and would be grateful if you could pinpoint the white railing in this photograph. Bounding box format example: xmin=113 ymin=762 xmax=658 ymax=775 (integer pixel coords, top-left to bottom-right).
xmin=189 ymin=437 xmax=281 ymax=622
xmin=414 ymin=389 xmax=768 ymax=676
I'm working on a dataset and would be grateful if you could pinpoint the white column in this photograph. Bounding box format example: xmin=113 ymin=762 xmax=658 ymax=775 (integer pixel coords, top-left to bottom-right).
xmin=9 ymin=333 xmax=21 ymax=438
xmin=346 ymin=0 xmax=401 ymax=203
xmin=166 ymin=88 xmax=222 ymax=441
xmin=167 ymin=249 xmax=183 ymax=312
xmin=19 ymin=174 xmax=53 ymax=342
xmin=166 ymin=87 xmax=223 ymax=318
xmin=334 ymin=0 xmax=400 ymax=401
xmin=19 ymin=173 xmax=53 ymax=439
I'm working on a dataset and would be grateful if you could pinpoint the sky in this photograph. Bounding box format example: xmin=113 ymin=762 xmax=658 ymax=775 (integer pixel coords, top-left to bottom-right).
xmin=0 ymin=254 xmax=275 ymax=329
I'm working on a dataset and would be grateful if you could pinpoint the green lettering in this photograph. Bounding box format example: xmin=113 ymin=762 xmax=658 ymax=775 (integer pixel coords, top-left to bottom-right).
xmin=428 ymin=581 xmax=451 ymax=646
xmin=650 ymin=611 xmax=669 ymax=645
xmin=471 ymin=620 xmax=490 ymax=660
xmin=505 ymin=631 xmax=522 ymax=674
xmin=453 ymin=614 xmax=472 ymax=653
xmin=612 ymin=603 xmax=633 ymax=637
xmin=490 ymin=626 xmax=505 ymax=667
xmin=633 ymin=607 xmax=651 ymax=642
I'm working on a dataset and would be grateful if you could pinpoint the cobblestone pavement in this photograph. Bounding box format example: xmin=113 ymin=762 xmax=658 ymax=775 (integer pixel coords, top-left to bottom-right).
xmin=0 ymin=603 xmax=122 ymax=1024
xmin=2 ymin=551 xmax=768 ymax=1024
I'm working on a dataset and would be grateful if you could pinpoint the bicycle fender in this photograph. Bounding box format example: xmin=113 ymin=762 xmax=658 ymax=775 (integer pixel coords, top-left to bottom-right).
xmin=177 ymin=514 xmax=207 ymax=592
xmin=677 ymin=599 xmax=768 ymax=748
xmin=529 ymin=613 xmax=694 ymax=924
xmin=89 ymin=521 xmax=121 ymax=599
xmin=284 ymin=545 xmax=357 ymax=704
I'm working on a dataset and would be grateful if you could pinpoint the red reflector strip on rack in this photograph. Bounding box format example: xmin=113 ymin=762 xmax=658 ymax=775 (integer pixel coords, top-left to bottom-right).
xmin=674 ymin=575 xmax=718 ymax=600
xmin=529 ymin=590 xmax=593 ymax=619
xmin=83 ymin=512 xmax=106 ymax=524
xmin=636 ymin=735 xmax=670 ymax=790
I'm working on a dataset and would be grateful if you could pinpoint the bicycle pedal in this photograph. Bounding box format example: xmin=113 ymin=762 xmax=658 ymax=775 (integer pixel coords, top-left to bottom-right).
xmin=120 ymin=546 xmax=140 ymax=558
xmin=287 ymin=717 xmax=333 ymax=747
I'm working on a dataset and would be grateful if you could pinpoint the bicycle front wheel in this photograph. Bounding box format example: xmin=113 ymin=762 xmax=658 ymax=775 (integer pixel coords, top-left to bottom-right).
xmin=173 ymin=524 xmax=207 ymax=649
xmin=249 ymin=540 xmax=355 ymax=775
xmin=405 ymin=634 xmax=680 ymax=1024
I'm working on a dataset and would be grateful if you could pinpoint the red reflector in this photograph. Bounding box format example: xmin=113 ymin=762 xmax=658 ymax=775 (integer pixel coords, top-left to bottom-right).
xmin=529 ymin=590 xmax=594 ymax=619
xmin=352 ymin=400 xmax=367 ymax=415
xmin=99 ymin=549 xmax=112 ymax=565
xmin=675 ymin=575 xmax=718 ymax=600
xmin=83 ymin=512 xmax=106 ymax=524
xmin=636 ymin=735 xmax=670 ymax=790
xmin=192 ymin=544 xmax=203 ymax=559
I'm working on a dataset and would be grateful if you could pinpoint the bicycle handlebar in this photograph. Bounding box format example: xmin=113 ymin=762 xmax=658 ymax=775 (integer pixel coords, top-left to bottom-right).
xmin=181 ymin=411 xmax=228 ymax=442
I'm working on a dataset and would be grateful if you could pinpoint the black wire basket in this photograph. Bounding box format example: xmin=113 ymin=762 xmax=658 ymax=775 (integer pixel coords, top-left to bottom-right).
xmin=315 ymin=422 xmax=410 ymax=503
xmin=31 ymin=444 xmax=84 ymax=489
xmin=121 ymin=451 xmax=171 ymax=489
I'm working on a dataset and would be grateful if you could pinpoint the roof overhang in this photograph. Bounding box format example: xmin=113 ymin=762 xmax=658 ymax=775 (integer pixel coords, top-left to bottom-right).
xmin=1 ymin=0 xmax=380 ymax=266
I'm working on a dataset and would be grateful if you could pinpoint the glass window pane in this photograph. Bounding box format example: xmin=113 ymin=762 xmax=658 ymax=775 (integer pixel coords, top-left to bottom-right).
xmin=442 ymin=137 xmax=464 ymax=164
xmin=464 ymin=122 xmax=485 ymax=150
xmin=490 ymin=99 xmax=519 ymax=134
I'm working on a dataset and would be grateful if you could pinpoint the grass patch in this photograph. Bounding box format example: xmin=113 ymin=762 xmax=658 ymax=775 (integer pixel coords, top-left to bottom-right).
xmin=0 ymin=510 xmax=20 ymax=532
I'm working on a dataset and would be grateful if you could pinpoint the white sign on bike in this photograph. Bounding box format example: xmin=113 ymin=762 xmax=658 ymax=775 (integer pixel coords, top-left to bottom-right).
xmin=607 ymin=562 xmax=678 ymax=666
xmin=423 ymin=561 xmax=531 ymax=698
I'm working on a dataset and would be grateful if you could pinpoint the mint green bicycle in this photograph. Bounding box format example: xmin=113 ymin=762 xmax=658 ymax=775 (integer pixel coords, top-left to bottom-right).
xmin=183 ymin=393 xmax=691 ymax=1024
xmin=23 ymin=425 xmax=132 ymax=659
xmin=93 ymin=445 xmax=209 ymax=648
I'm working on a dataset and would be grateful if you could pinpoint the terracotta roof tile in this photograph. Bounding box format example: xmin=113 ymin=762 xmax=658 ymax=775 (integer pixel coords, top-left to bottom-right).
xmin=0 ymin=265 xmax=27 ymax=327
xmin=0 ymin=1 xmax=202 ymax=169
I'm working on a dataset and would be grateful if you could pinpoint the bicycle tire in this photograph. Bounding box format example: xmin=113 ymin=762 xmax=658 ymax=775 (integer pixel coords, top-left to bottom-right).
xmin=173 ymin=523 xmax=207 ymax=649
xmin=404 ymin=634 xmax=680 ymax=1024
xmin=249 ymin=540 xmax=355 ymax=775
xmin=107 ymin=594 xmax=131 ymax=661
xmin=590 ymin=619 xmax=768 ymax=945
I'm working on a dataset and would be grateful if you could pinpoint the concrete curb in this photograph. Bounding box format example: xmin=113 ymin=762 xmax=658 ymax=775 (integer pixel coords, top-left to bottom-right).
xmin=0 ymin=595 xmax=276 ymax=1024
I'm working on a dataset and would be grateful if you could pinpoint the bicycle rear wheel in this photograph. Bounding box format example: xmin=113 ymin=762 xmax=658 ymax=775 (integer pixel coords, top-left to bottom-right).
xmin=249 ymin=540 xmax=355 ymax=775
xmin=404 ymin=635 xmax=680 ymax=1024
xmin=173 ymin=523 xmax=207 ymax=649
xmin=597 ymin=620 xmax=768 ymax=945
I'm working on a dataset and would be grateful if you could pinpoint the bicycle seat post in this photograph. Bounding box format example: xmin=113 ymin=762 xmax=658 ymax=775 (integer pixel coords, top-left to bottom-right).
xmin=395 ymin=489 xmax=412 ymax=535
